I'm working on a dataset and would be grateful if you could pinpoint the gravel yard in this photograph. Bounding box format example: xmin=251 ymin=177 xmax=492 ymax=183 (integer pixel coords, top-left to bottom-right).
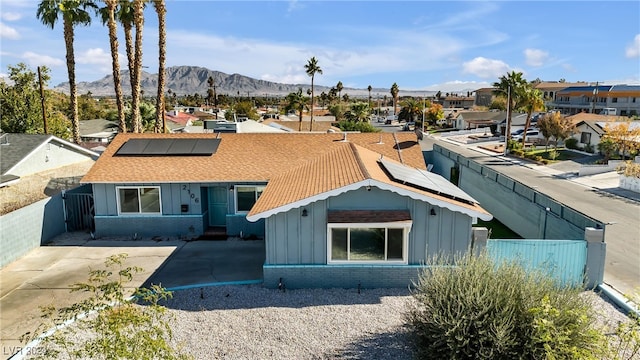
xmin=159 ymin=285 xmax=633 ymax=360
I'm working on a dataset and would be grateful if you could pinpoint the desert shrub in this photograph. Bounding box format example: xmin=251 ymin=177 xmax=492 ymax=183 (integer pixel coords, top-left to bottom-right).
xmin=584 ymin=143 xmax=595 ymax=153
xmin=618 ymin=161 xmax=640 ymax=178
xmin=21 ymin=254 xmax=191 ymax=360
xmin=510 ymin=149 xmax=524 ymax=157
xmin=565 ymin=137 xmax=578 ymax=149
xmin=405 ymin=252 xmax=607 ymax=360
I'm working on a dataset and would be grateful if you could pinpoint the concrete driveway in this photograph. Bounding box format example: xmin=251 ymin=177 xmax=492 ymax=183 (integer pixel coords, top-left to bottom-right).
xmin=0 ymin=233 xmax=264 ymax=359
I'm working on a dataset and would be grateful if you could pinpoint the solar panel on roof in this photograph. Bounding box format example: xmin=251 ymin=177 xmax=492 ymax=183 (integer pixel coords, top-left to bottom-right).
xmin=379 ymin=158 xmax=478 ymax=204
xmin=115 ymin=138 xmax=220 ymax=156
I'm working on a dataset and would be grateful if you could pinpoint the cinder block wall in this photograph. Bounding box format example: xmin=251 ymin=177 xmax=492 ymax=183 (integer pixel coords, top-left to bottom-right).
xmin=263 ymin=264 xmax=426 ymax=289
xmin=0 ymin=195 xmax=65 ymax=268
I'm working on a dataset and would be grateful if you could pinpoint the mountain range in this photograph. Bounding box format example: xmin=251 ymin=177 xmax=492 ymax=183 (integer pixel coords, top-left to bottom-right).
xmin=54 ymin=65 xmax=437 ymax=98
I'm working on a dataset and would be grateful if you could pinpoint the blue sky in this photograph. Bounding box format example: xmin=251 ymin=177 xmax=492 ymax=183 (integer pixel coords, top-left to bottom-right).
xmin=1 ymin=0 xmax=639 ymax=92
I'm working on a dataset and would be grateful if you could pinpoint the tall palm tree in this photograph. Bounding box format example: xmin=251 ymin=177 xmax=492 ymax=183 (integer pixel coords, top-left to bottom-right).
xmin=304 ymin=56 xmax=322 ymax=131
xmin=116 ymin=0 xmax=135 ymax=122
xmin=390 ymin=82 xmax=399 ymax=116
xmin=493 ymin=71 xmax=527 ymax=141
xmin=153 ymin=0 xmax=166 ymax=133
xmin=130 ymin=0 xmax=145 ymax=133
xmin=285 ymin=88 xmax=308 ymax=132
xmin=37 ymin=0 xmax=96 ymax=144
xmin=367 ymin=85 xmax=372 ymax=111
xmin=519 ymin=86 xmax=545 ymax=146
xmin=336 ymin=81 xmax=343 ymax=104
xmin=349 ymin=102 xmax=369 ymax=122
xmin=99 ymin=0 xmax=126 ymax=133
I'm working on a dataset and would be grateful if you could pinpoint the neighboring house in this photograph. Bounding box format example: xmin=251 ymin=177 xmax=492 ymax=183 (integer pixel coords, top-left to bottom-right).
xmin=203 ymin=119 xmax=286 ymax=133
xmin=571 ymin=119 xmax=640 ymax=153
xmin=79 ymin=119 xmax=118 ymax=143
xmin=165 ymin=110 xmax=199 ymax=132
xmin=0 ymin=133 xmax=99 ymax=188
xmin=534 ymin=81 xmax=586 ymax=105
xmin=473 ymin=88 xmax=495 ymax=107
xmin=550 ymin=84 xmax=640 ymax=116
xmin=443 ymin=95 xmax=475 ymax=109
xmin=455 ymin=111 xmax=506 ymax=130
xmin=263 ymin=117 xmax=339 ymax=132
xmin=81 ymin=132 xmax=492 ymax=288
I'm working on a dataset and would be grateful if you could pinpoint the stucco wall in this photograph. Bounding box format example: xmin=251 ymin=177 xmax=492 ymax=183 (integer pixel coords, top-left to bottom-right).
xmin=0 ymin=195 xmax=65 ymax=268
xmin=10 ymin=141 xmax=95 ymax=177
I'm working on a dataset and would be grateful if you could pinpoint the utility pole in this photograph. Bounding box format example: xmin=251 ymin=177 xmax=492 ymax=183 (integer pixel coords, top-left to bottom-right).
xmin=591 ymin=81 xmax=599 ymax=114
xmin=37 ymin=66 xmax=48 ymax=134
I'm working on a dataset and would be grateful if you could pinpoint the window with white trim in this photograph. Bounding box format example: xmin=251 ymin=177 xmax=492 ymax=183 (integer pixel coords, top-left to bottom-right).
xmin=235 ymin=186 xmax=264 ymax=213
xmin=327 ymin=223 xmax=410 ymax=264
xmin=117 ymin=186 xmax=161 ymax=214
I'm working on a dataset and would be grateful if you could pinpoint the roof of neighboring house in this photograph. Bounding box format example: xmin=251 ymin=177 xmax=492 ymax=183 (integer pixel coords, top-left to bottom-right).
xmin=457 ymin=111 xmax=506 ymax=125
xmin=247 ymin=142 xmax=491 ymax=221
xmin=79 ymin=119 xmax=118 ymax=138
xmin=0 ymin=133 xmax=99 ymax=186
xmin=263 ymin=119 xmax=338 ymax=132
xmin=566 ymin=112 xmax=628 ymax=125
xmin=81 ymin=132 xmax=427 ymax=184
xmin=191 ymin=110 xmax=217 ymax=120
xmin=165 ymin=112 xmax=198 ymax=126
xmin=534 ymin=82 xmax=586 ymax=90
xmin=576 ymin=120 xmax=640 ymax=136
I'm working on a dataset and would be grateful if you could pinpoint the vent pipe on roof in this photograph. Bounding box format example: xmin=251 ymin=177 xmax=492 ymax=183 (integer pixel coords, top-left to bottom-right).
xmin=342 ymin=132 xmax=348 ymax=142
xmin=377 ymin=134 xmax=384 ymax=144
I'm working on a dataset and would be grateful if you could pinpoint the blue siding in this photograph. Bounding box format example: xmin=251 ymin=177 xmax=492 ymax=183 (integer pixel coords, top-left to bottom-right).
xmin=487 ymin=239 xmax=587 ymax=286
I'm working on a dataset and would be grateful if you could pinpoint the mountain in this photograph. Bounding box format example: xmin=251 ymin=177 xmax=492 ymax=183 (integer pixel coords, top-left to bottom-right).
xmin=53 ymin=65 xmax=435 ymax=98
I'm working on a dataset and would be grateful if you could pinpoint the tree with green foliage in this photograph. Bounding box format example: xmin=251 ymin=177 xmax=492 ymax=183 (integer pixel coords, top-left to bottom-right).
xmin=336 ymin=81 xmax=343 ymax=105
xmin=518 ymin=86 xmax=545 ymax=146
xmin=390 ymin=82 xmax=399 ymax=116
xmin=37 ymin=0 xmax=96 ymax=143
xmin=406 ymin=252 xmax=608 ymax=360
xmin=21 ymin=254 xmax=191 ymax=360
xmin=335 ymin=120 xmax=380 ymax=133
xmin=1 ymin=63 xmax=48 ymax=134
xmin=153 ymin=0 xmax=167 ymax=133
xmin=345 ymin=102 xmax=370 ymax=122
xmin=493 ymin=71 xmax=527 ymax=141
xmin=425 ymin=102 xmax=444 ymax=127
xmin=98 ymin=0 xmax=126 ymax=133
xmin=304 ymin=56 xmax=322 ymax=131
xmin=367 ymin=85 xmax=372 ymax=110
xmin=285 ymin=88 xmax=308 ymax=131
xmin=399 ymin=98 xmax=421 ymax=122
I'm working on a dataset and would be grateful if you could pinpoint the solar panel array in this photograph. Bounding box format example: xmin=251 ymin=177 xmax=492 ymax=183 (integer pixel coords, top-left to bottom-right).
xmin=115 ymin=138 xmax=220 ymax=156
xmin=379 ymin=158 xmax=478 ymax=204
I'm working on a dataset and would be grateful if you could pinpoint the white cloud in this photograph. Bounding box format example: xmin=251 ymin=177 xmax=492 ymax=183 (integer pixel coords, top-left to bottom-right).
xmin=524 ymin=48 xmax=549 ymax=67
xmin=461 ymin=57 xmax=511 ymax=79
xmin=425 ymin=80 xmax=492 ymax=92
xmin=22 ymin=51 xmax=64 ymax=67
xmin=1 ymin=12 xmax=22 ymax=21
xmin=626 ymin=34 xmax=640 ymax=58
xmin=0 ymin=22 xmax=20 ymax=39
xmin=76 ymin=48 xmax=123 ymax=73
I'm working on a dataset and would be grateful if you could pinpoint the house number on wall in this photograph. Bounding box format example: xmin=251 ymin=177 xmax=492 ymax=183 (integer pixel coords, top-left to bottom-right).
xmin=182 ymin=185 xmax=200 ymax=203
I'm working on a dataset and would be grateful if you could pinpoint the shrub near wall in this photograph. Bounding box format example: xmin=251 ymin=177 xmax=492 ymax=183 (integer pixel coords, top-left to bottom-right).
xmin=405 ymin=253 xmax=606 ymax=360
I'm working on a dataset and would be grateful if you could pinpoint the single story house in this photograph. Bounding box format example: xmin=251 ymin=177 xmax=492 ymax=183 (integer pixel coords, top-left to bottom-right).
xmin=1 ymin=133 xmax=99 ymax=188
xmin=455 ymin=111 xmax=506 ymax=130
xmin=81 ymin=132 xmax=492 ymax=288
xmin=572 ymin=120 xmax=640 ymax=153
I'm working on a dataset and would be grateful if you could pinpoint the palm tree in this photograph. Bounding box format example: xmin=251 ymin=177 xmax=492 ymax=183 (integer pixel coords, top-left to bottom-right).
xmin=116 ymin=0 xmax=135 ymax=120
xmin=519 ymin=86 xmax=545 ymax=146
xmin=37 ymin=0 xmax=96 ymax=144
xmin=349 ymin=102 xmax=369 ymax=122
xmin=131 ymin=0 xmax=145 ymax=133
xmin=367 ymin=85 xmax=372 ymax=111
xmin=99 ymin=0 xmax=126 ymax=133
xmin=400 ymin=98 xmax=421 ymax=122
xmin=153 ymin=0 xmax=166 ymax=133
xmin=285 ymin=88 xmax=308 ymax=132
xmin=390 ymin=82 xmax=399 ymax=116
xmin=304 ymin=56 xmax=322 ymax=131
xmin=493 ymin=71 xmax=527 ymax=141
xmin=336 ymin=81 xmax=343 ymax=104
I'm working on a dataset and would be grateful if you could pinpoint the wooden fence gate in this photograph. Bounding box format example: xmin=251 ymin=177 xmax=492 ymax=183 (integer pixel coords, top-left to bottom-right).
xmin=63 ymin=189 xmax=94 ymax=232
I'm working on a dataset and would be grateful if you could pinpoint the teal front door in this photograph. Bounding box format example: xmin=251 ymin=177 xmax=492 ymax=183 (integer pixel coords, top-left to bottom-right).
xmin=208 ymin=186 xmax=228 ymax=227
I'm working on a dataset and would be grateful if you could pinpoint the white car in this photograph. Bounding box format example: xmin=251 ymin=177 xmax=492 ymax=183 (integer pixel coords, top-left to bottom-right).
xmin=512 ymin=129 xmax=541 ymax=141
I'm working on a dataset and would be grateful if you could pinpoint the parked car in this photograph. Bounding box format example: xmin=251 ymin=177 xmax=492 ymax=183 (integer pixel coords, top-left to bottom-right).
xmin=512 ymin=129 xmax=542 ymax=141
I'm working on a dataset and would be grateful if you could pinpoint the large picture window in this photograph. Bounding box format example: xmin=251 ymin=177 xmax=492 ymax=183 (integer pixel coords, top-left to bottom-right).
xmin=117 ymin=187 xmax=161 ymax=214
xmin=328 ymin=223 xmax=409 ymax=264
xmin=235 ymin=186 xmax=264 ymax=213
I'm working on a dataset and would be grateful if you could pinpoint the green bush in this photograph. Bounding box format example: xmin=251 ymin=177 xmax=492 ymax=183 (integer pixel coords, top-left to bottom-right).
xmin=405 ymin=252 xmax=606 ymax=360
xmin=565 ymin=137 xmax=578 ymax=149
xmin=335 ymin=120 xmax=381 ymax=133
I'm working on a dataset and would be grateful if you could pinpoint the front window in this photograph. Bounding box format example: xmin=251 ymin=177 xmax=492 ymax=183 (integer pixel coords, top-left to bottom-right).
xmin=235 ymin=186 xmax=264 ymax=213
xmin=328 ymin=224 xmax=409 ymax=264
xmin=580 ymin=132 xmax=591 ymax=144
xmin=117 ymin=187 xmax=161 ymax=214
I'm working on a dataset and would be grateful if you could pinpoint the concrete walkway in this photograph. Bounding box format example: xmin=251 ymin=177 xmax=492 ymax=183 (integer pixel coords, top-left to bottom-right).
xmin=0 ymin=234 xmax=264 ymax=359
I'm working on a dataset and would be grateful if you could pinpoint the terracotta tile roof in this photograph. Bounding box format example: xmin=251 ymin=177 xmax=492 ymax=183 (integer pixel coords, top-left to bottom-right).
xmin=81 ymin=132 xmax=425 ymax=184
xmin=165 ymin=112 xmax=198 ymax=126
xmin=247 ymin=142 xmax=491 ymax=221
